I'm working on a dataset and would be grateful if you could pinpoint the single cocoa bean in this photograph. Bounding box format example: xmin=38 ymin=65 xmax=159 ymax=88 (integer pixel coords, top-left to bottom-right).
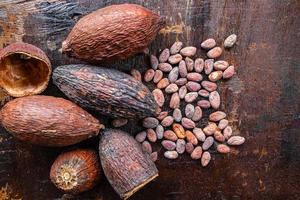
xmin=201 ymin=81 xmax=217 ymax=92
xmin=172 ymin=123 xmax=186 ymax=139
xmin=143 ymin=117 xmax=159 ymax=128
xmin=185 ymin=57 xmax=194 ymax=72
xmin=201 ymin=38 xmax=216 ymax=50
xmin=112 ymin=118 xmax=128 ymax=127
xmin=227 ymin=136 xmax=245 ymax=146
xmin=209 ymin=91 xmax=220 ymax=109
xmin=170 ymin=92 xmax=180 ymax=109
xmin=146 ymin=128 xmax=157 ymax=142
xmin=130 ymin=69 xmax=142 ymax=81
xmin=202 ymin=136 xmax=214 ymax=150
xmin=187 ymin=73 xmax=203 ymax=82
xmin=214 ymin=130 xmax=225 ymax=143
xmin=204 ymin=59 xmax=214 ymax=75
xmin=186 ymin=130 xmax=198 ymax=146
xmin=155 ymin=124 xmax=164 ymax=140
xmin=150 ymin=152 xmax=158 ymax=162
xmin=217 ymin=144 xmax=230 ymax=154
xmin=185 ymin=104 xmax=195 ymax=119
xmin=135 ymin=131 xmax=147 ymax=143
xmin=170 ymin=41 xmax=183 ymax=54
xmin=181 ymin=117 xmax=196 ymax=129
xmin=168 ymin=67 xmax=179 ymax=83
xmin=208 ymin=71 xmax=223 ymax=82
xmin=161 ymin=116 xmax=174 ymax=127
xmin=153 ymin=70 xmax=163 ymax=83
xmin=191 ymin=146 xmax=203 ymax=160
xmin=178 ymin=60 xmax=187 ymax=78
xmin=223 ymin=126 xmax=232 ymax=139
xmin=192 ymin=106 xmax=202 ymax=121
xmin=224 ymin=34 xmax=237 ymax=48
xmin=203 ymin=123 xmax=218 ymax=135
xmin=178 ymin=86 xmax=187 ymax=99
xmin=201 ymin=151 xmax=211 ymax=167
xmin=163 ymin=130 xmax=178 ymax=141
xmin=175 ymin=78 xmax=188 ymax=86
xmin=214 ymin=60 xmax=229 ymax=71
xmin=207 ymin=47 xmax=222 ymax=58
xmin=209 ymin=111 xmax=226 ymax=122
xmin=194 ymin=58 xmax=204 ymax=73
xmin=164 ymin=151 xmax=178 ymax=159
xmin=185 ymin=142 xmax=194 ymax=154
xmin=173 ymin=108 xmax=182 ymax=122
xmin=161 ymin=140 xmax=176 ymax=151
xmin=158 ymin=63 xmax=172 ymax=72
xmin=176 ymin=139 xmax=186 ymax=154
xmin=156 ymin=111 xmax=168 ymax=121
xmin=180 ymin=46 xmax=197 ymax=57
xmin=150 ymin=55 xmax=159 ymax=70
xmin=186 ymin=81 xmax=201 ymax=92
xmin=193 ymin=128 xmax=206 ymax=142
xmin=197 ymin=100 xmax=211 ymax=109
xmin=152 ymin=88 xmax=165 ymax=107
xmin=218 ymin=119 xmax=229 ymax=130
xmin=159 ymin=48 xmax=170 ymax=63
xmin=223 ymin=65 xmax=235 ymax=79
xmin=184 ymin=92 xmax=198 ymax=103
xmin=198 ymin=89 xmax=210 ymax=97
xmin=168 ymin=54 xmax=182 ymax=64
xmin=157 ymin=78 xmax=170 ymax=89
xmin=165 ymin=83 xmax=179 ymax=94
xmin=142 ymin=141 xmax=152 ymax=154
xmin=144 ymin=69 xmax=155 ymax=82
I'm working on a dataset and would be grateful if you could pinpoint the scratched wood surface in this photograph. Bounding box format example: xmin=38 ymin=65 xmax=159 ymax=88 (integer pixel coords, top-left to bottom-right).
xmin=0 ymin=0 xmax=299 ymax=199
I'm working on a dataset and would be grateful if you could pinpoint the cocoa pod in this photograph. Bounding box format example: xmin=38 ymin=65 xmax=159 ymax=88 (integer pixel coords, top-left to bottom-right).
xmin=214 ymin=60 xmax=229 ymax=71
xmin=164 ymin=151 xmax=178 ymax=159
xmin=207 ymin=47 xmax=222 ymax=59
xmin=180 ymin=46 xmax=197 ymax=57
xmin=170 ymin=42 xmax=183 ymax=54
xmin=99 ymin=129 xmax=158 ymax=199
xmin=201 ymin=151 xmax=211 ymax=167
xmin=0 ymin=95 xmax=104 ymax=147
xmin=204 ymin=59 xmax=214 ymax=75
xmin=50 ymin=149 xmax=101 ymax=194
xmin=176 ymin=139 xmax=186 ymax=154
xmin=157 ymin=78 xmax=170 ymax=89
xmin=191 ymin=146 xmax=202 ymax=160
xmin=185 ymin=57 xmax=194 ymax=72
xmin=53 ymin=64 xmax=157 ymax=119
xmin=201 ymin=81 xmax=217 ymax=92
xmin=0 ymin=42 xmax=51 ymax=97
xmin=209 ymin=111 xmax=226 ymax=122
xmin=194 ymin=58 xmax=204 ymax=73
xmin=168 ymin=67 xmax=179 ymax=83
xmin=130 ymin=69 xmax=142 ymax=82
xmin=186 ymin=130 xmax=198 ymax=146
xmin=168 ymin=54 xmax=182 ymax=64
xmin=209 ymin=91 xmax=221 ymax=109
xmin=153 ymin=70 xmax=163 ymax=83
xmin=159 ymin=48 xmax=170 ymax=63
xmin=178 ymin=60 xmax=188 ymax=78
xmin=224 ymin=34 xmax=237 ymax=48
xmin=201 ymin=38 xmax=216 ymax=50
xmin=62 ymin=4 xmax=165 ymax=62
xmin=163 ymin=130 xmax=178 ymax=141
xmin=144 ymin=69 xmax=155 ymax=82
xmin=152 ymin=88 xmax=165 ymax=107
xmin=150 ymin=55 xmax=159 ymax=70
xmin=170 ymin=92 xmax=180 ymax=109
xmin=223 ymin=65 xmax=235 ymax=79
xmin=227 ymin=136 xmax=245 ymax=146
xmin=172 ymin=123 xmax=186 ymax=139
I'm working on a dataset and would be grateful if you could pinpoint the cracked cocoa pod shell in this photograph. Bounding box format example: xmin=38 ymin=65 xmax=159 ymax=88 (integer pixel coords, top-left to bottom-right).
xmin=53 ymin=64 xmax=158 ymax=119
xmin=99 ymin=129 xmax=158 ymax=200
xmin=62 ymin=4 xmax=165 ymax=62
xmin=0 ymin=95 xmax=104 ymax=146
xmin=0 ymin=42 xmax=51 ymax=97
xmin=50 ymin=149 xmax=101 ymax=194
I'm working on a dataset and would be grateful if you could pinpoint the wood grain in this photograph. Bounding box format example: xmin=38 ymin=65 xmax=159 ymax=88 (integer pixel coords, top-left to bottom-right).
xmin=0 ymin=0 xmax=299 ymax=199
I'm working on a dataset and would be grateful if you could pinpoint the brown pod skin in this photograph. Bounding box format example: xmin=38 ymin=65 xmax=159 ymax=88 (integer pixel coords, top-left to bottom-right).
xmin=0 ymin=42 xmax=51 ymax=97
xmin=0 ymin=95 xmax=104 ymax=147
xmin=53 ymin=64 xmax=157 ymax=119
xmin=50 ymin=149 xmax=101 ymax=194
xmin=62 ymin=4 xmax=165 ymax=62
xmin=99 ymin=129 xmax=158 ymax=200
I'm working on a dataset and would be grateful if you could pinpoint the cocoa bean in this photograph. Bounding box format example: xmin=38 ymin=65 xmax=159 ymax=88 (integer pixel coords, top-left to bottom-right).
xmin=185 ymin=57 xmax=194 ymax=72
xmin=112 ymin=118 xmax=128 ymax=127
xmin=193 ymin=128 xmax=206 ymax=142
xmin=153 ymin=70 xmax=163 ymax=83
xmin=181 ymin=117 xmax=196 ymax=129
xmin=202 ymin=136 xmax=214 ymax=150
xmin=184 ymin=92 xmax=198 ymax=103
xmin=130 ymin=69 xmax=142 ymax=81
xmin=150 ymin=152 xmax=158 ymax=162
xmin=178 ymin=60 xmax=187 ymax=78
xmin=191 ymin=146 xmax=203 ymax=160
xmin=201 ymin=81 xmax=217 ymax=92
xmin=217 ymin=144 xmax=230 ymax=154
xmin=158 ymin=63 xmax=172 ymax=72
xmin=218 ymin=119 xmax=229 ymax=130
xmin=155 ymin=124 xmax=164 ymax=140
xmin=201 ymin=151 xmax=211 ymax=167
xmin=143 ymin=117 xmax=159 ymax=128
xmin=163 ymin=130 xmax=178 ymax=141
xmin=176 ymin=139 xmax=186 ymax=154
xmin=203 ymin=123 xmax=218 ymax=135
xmin=198 ymin=89 xmax=210 ymax=97
xmin=161 ymin=140 xmax=176 ymax=150
xmin=150 ymin=55 xmax=159 ymax=70
xmin=152 ymin=88 xmax=165 ymax=107
xmin=173 ymin=108 xmax=182 ymax=122
xmin=178 ymin=86 xmax=187 ymax=99
xmin=192 ymin=106 xmax=202 ymax=121
xmin=201 ymin=38 xmax=216 ymax=50
xmin=207 ymin=47 xmax=222 ymax=58
xmin=175 ymin=78 xmax=188 ymax=86
xmin=142 ymin=141 xmax=152 ymax=154
xmin=170 ymin=41 xmax=183 ymax=54
xmin=223 ymin=126 xmax=232 ymax=139
xmin=144 ymin=69 xmax=155 ymax=82
xmin=214 ymin=130 xmax=225 ymax=143
xmin=187 ymin=73 xmax=203 ymax=82
xmin=186 ymin=130 xmax=198 ymax=146
xmin=194 ymin=58 xmax=204 ymax=73
xmin=172 ymin=123 xmax=186 ymax=139
xmin=209 ymin=91 xmax=220 ymax=109
xmin=186 ymin=81 xmax=201 ymax=92
xmin=214 ymin=60 xmax=229 ymax=71
xmin=223 ymin=65 xmax=235 ymax=79
xmin=164 ymin=151 xmax=178 ymax=159
xmin=156 ymin=111 xmax=168 ymax=121
xmin=209 ymin=111 xmax=226 ymax=122
xmin=197 ymin=100 xmax=211 ymax=109
xmin=180 ymin=46 xmax=197 ymax=57
xmin=185 ymin=104 xmax=195 ymax=119
xmin=168 ymin=67 xmax=179 ymax=83
xmin=157 ymin=78 xmax=170 ymax=89
xmin=204 ymin=59 xmax=214 ymax=75
xmin=185 ymin=142 xmax=194 ymax=154
xmin=159 ymin=48 xmax=170 ymax=63
xmin=165 ymin=83 xmax=179 ymax=94
xmin=147 ymin=128 xmax=157 ymax=143
xmin=170 ymin=92 xmax=180 ymax=109
xmin=161 ymin=116 xmax=174 ymax=127
xmin=168 ymin=54 xmax=182 ymax=64
xmin=208 ymin=71 xmax=223 ymax=82
xmin=227 ymin=136 xmax=245 ymax=146
xmin=135 ymin=131 xmax=147 ymax=143
xmin=224 ymin=34 xmax=237 ymax=48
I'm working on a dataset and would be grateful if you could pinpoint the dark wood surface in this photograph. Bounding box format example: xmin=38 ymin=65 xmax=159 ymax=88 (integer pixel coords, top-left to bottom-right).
xmin=0 ymin=0 xmax=299 ymax=199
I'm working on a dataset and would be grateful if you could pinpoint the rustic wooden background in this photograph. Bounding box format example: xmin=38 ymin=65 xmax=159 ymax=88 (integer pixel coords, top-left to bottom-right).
xmin=0 ymin=0 xmax=299 ymax=199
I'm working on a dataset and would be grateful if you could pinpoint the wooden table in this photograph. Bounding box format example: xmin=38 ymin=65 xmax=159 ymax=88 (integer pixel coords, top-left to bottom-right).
xmin=0 ymin=0 xmax=299 ymax=199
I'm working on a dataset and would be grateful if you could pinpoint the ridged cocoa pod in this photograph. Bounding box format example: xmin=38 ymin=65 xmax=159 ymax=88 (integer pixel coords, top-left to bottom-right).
xmin=0 ymin=42 xmax=51 ymax=97
xmin=53 ymin=64 xmax=157 ymax=119
xmin=99 ymin=129 xmax=158 ymax=199
xmin=0 ymin=95 xmax=104 ymax=146
xmin=62 ymin=4 xmax=165 ymax=62
xmin=50 ymin=149 xmax=101 ymax=194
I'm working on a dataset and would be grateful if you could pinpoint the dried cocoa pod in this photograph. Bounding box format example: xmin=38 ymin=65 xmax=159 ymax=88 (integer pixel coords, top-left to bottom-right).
xmin=178 ymin=86 xmax=187 ymax=99
xmin=130 ymin=69 xmax=142 ymax=81
xmin=218 ymin=119 xmax=229 ymax=130
xmin=187 ymin=73 xmax=203 ymax=82
xmin=178 ymin=60 xmax=188 ymax=78
xmin=185 ymin=57 xmax=194 ymax=72
xmin=135 ymin=131 xmax=147 ymax=143
xmin=170 ymin=41 xmax=183 ymax=54
xmin=209 ymin=91 xmax=221 ymax=109
xmin=112 ymin=118 xmax=128 ymax=127
xmin=159 ymin=48 xmax=170 ymax=63
xmin=201 ymin=151 xmax=211 ymax=167
xmin=180 ymin=46 xmax=197 ymax=57
xmin=156 ymin=111 xmax=168 ymax=121
xmin=152 ymin=88 xmax=165 ymax=107
xmin=173 ymin=108 xmax=182 ymax=122
xmin=203 ymin=123 xmax=218 ymax=135
xmin=186 ymin=81 xmax=201 ymax=92
xmin=202 ymin=136 xmax=214 ymax=150
xmin=214 ymin=60 xmax=229 ymax=71
xmin=209 ymin=111 xmax=226 ymax=122
xmin=217 ymin=144 xmax=230 ymax=154
xmin=150 ymin=55 xmax=159 ymax=70
xmin=207 ymin=47 xmax=222 ymax=58
xmin=172 ymin=123 xmax=186 ymax=139
xmin=168 ymin=54 xmax=182 ymax=64
xmin=143 ymin=117 xmax=159 ymax=129
xmin=185 ymin=142 xmax=194 ymax=154
xmin=201 ymin=81 xmax=217 ymax=92
xmin=192 ymin=106 xmax=203 ymax=121
xmin=197 ymin=100 xmax=211 ymax=109
xmin=191 ymin=146 xmax=202 ymax=160
xmin=223 ymin=126 xmax=233 ymax=139
xmin=99 ymin=129 xmax=158 ymax=199
xmin=186 ymin=130 xmax=198 ymax=146
xmin=0 ymin=42 xmax=51 ymax=97
xmin=165 ymin=83 xmax=178 ymax=94
xmin=157 ymin=78 xmax=170 ymax=89
xmin=194 ymin=58 xmax=204 ymax=73
xmin=53 ymin=65 xmax=157 ymax=119
xmin=164 ymin=151 xmax=178 ymax=159
xmin=181 ymin=118 xmax=196 ymax=129
xmin=161 ymin=116 xmax=174 ymax=127
xmin=198 ymin=89 xmax=210 ymax=97
xmin=227 ymin=136 xmax=245 ymax=146
xmin=175 ymin=78 xmax=188 ymax=86
xmin=0 ymin=95 xmax=104 ymax=147
xmin=50 ymin=149 xmax=101 ymax=194
xmin=170 ymin=92 xmax=180 ymax=109
xmin=204 ymin=59 xmax=214 ymax=75
xmin=144 ymin=69 xmax=155 ymax=82
xmin=223 ymin=65 xmax=235 ymax=79
xmin=168 ymin=67 xmax=179 ymax=83
xmin=184 ymin=92 xmax=198 ymax=103
xmin=161 ymin=140 xmax=176 ymax=151
xmin=163 ymin=130 xmax=178 ymax=141
xmin=155 ymin=125 xmax=164 ymax=139
xmin=193 ymin=128 xmax=206 ymax=142
xmin=153 ymin=70 xmax=163 ymax=83
xmin=146 ymin=128 xmax=157 ymax=142
xmin=158 ymin=63 xmax=172 ymax=72
xmin=176 ymin=139 xmax=186 ymax=154
xmin=62 ymin=4 xmax=165 ymax=62
xmin=208 ymin=71 xmax=223 ymax=82
xmin=185 ymin=104 xmax=195 ymax=119
xmin=201 ymin=38 xmax=216 ymax=50
xmin=224 ymin=34 xmax=237 ymax=48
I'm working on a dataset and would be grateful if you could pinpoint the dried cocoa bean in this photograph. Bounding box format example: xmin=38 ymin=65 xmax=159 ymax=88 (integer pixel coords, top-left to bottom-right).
xmin=208 ymin=71 xmax=223 ymax=82
xmin=192 ymin=106 xmax=202 ymax=121
xmin=150 ymin=152 xmax=158 ymax=162
xmin=164 ymin=151 xmax=178 ymax=159
xmin=165 ymin=83 xmax=178 ymax=94
xmin=158 ymin=63 xmax=172 ymax=72
xmin=194 ymin=58 xmax=204 ymax=73
xmin=203 ymin=123 xmax=218 ymax=135
xmin=161 ymin=140 xmax=176 ymax=151
xmin=217 ymin=144 xmax=230 ymax=154
xmin=186 ymin=130 xmax=198 ymax=145
xmin=186 ymin=81 xmax=201 ymax=92
xmin=207 ymin=47 xmax=222 ymax=58
xmin=184 ymin=92 xmax=198 ymax=103
xmin=173 ymin=108 xmax=182 ymax=122
xmin=209 ymin=111 xmax=226 ymax=122
xmin=142 ymin=141 xmax=152 ymax=154
xmin=153 ymin=70 xmax=163 ymax=83
xmin=193 ymin=128 xmax=206 ymax=142
xmin=223 ymin=65 xmax=235 ymax=79
xmin=218 ymin=119 xmax=229 ymax=130
xmin=201 ymin=81 xmax=217 ymax=92
xmin=147 ymin=128 xmax=157 ymax=142
xmin=178 ymin=60 xmax=187 ymax=78
xmin=170 ymin=92 xmax=180 ymax=109
xmin=214 ymin=130 xmax=225 ymax=143
xmin=161 ymin=116 xmax=174 ymax=127
xmin=185 ymin=142 xmax=194 ymax=154
xmin=180 ymin=46 xmax=197 ymax=57
xmin=135 ymin=131 xmax=147 ymax=143
xmin=198 ymin=89 xmax=210 ymax=97
xmin=191 ymin=146 xmax=202 ymax=160
xmin=175 ymin=78 xmax=187 ymax=86
xmin=144 ymin=69 xmax=155 ymax=82
xmin=227 ymin=136 xmax=245 ymax=146
xmin=214 ymin=60 xmax=229 ymax=71
xmin=159 ymin=48 xmax=170 ymax=63
xmin=143 ymin=117 xmax=159 ymax=128
xmin=197 ymin=100 xmax=211 ymax=109
xmin=176 ymin=139 xmax=186 ymax=154
xmin=157 ymin=78 xmax=170 ymax=89
xmin=168 ymin=54 xmax=182 ymax=64
xmin=187 ymin=73 xmax=203 ymax=82
xmin=168 ymin=67 xmax=179 ymax=83
xmin=170 ymin=41 xmax=183 ymax=54
xmin=201 ymin=38 xmax=216 ymax=50
xmin=112 ymin=118 xmax=128 ymax=127
xmin=150 ymin=55 xmax=159 ymax=70
xmin=202 ymin=136 xmax=214 ymax=150
xmin=185 ymin=104 xmax=195 ymax=119
xmin=223 ymin=126 xmax=232 ymax=139
xmin=185 ymin=57 xmax=194 ymax=72
xmin=163 ymin=130 xmax=178 ymax=141
xmin=152 ymin=89 xmax=165 ymax=107
xmin=155 ymin=124 xmax=164 ymax=139
xmin=178 ymin=86 xmax=187 ymax=99
xmin=224 ymin=34 xmax=237 ymax=48
xmin=181 ymin=117 xmax=196 ymax=129
xmin=201 ymin=151 xmax=211 ymax=167
xmin=204 ymin=59 xmax=214 ymax=75
xmin=130 ymin=69 xmax=142 ymax=81
xmin=209 ymin=91 xmax=220 ymax=109
xmin=156 ymin=111 xmax=168 ymax=121
xmin=172 ymin=123 xmax=186 ymax=139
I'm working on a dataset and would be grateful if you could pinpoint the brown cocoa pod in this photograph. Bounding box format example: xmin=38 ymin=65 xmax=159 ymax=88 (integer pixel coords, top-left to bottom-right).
xmin=178 ymin=60 xmax=188 ymax=78
xmin=130 ymin=69 xmax=142 ymax=82
xmin=223 ymin=126 xmax=233 ymax=139
xmin=185 ymin=142 xmax=194 ymax=154
xmin=156 ymin=111 xmax=168 ymax=121
xmin=176 ymin=139 xmax=186 ymax=154
xmin=180 ymin=46 xmax=197 ymax=57
xmin=227 ymin=136 xmax=245 ymax=146
xmin=209 ymin=91 xmax=221 ymax=109
xmin=224 ymin=34 xmax=237 ymax=48
xmin=203 ymin=123 xmax=218 ymax=135
xmin=164 ymin=151 xmax=178 ymax=159
xmin=197 ymin=100 xmax=211 ymax=109
xmin=53 ymin=65 xmax=157 ymax=119
xmin=187 ymin=73 xmax=203 ymax=82
xmin=165 ymin=83 xmax=178 ymax=94
xmin=172 ymin=123 xmax=186 ymax=139
xmin=218 ymin=119 xmax=229 ymax=130
xmin=186 ymin=81 xmax=201 ymax=92
xmin=175 ymin=78 xmax=188 ymax=86
xmin=208 ymin=71 xmax=223 ymax=82
xmin=191 ymin=146 xmax=202 ymax=160
xmin=168 ymin=67 xmax=179 ymax=83
xmin=201 ymin=151 xmax=211 ymax=167
xmin=155 ymin=124 xmax=164 ymax=139
xmin=146 ymin=128 xmax=157 ymax=143
xmin=173 ymin=108 xmax=182 ymax=122
xmin=158 ymin=63 xmax=173 ymax=72
xmin=193 ymin=128 xmax=206 ymax=142
xmin=170 ymin=41 xmax=183 ymax=54
xmin=179 ymin=86 xmax=187 ymax=99
xmin=204 ymin=59 xmax=214 ymax=75
xmin=152 ymin=88 xmax=165 ymax=107
xmin=201 ymin=81 xmax=218 ymax=92
xmin=0 ymin=42 xmax=51 ymax=97
xmin=144 ymin=69 xmax=155 ymax=82
xmin=143 ymin=117 xmax=159 ymax=129
xmin=99 ymin=129 xmax=158 ymax=199
xmin=170 ymin=92 xmax=180 ymax=109
xmin=62 ymin=4 xmax=165 ymax=62
xmin=202 ymin=136 xmax=214 ymax=150
xmin=112 ymin=118 xmax=128 ymax=127
xmin=214 ymin=60 xmax=229 ymax=71
xmin=150 ymin=152 xmax=158 ymax=162
xmin=185 ymin=104 xmax=195 ymax=119
xmin=214 ymin=130 xmax=225 ymax=143
xmin=184 ymin=92 xmax=198 ymax=103
xmin=207 ymin=47 xmax=222 ymax=58
xmin=50 ymin=149 xmax=101 ymax=194
xmin=192 ymin=106 xmax=203 ymax=121
xmin=223 ymin=65 xmax=235 ymax=79
xmin=161 ymin=116 xmax=174 ymax=127
xmin=135 ymin=131 xmax=147 ymax=143
xmin=157 ymin=78 xmax=170 ymax=89
xmin=209 ymin=111 xmax=226 ymax=122
xmin=159 ymin=48 xmax=170 ymax=63
xmin=185 ymin=57 xmax=194 ymax=72
xmin=0 ymin=95 xmax=104 ymax=147
xmin=198 ymin=89 xmax=210 ymax=97
xmin=201 ymin=38 xmax=216 ymax=50
xmin=161 ymin=140 xmax=176 ymax=151
xmin=163 ymin=130 xmax=178 ymax=141
xmin=181 ymin=117 xmax=196 ymax=129
xmin=186 ymin=130 xmax=198 ymax=146
xmin=153 ymin=70 xmax=163 ymax=83
xmin=194 ymin=58 xmax=204 ymax=73
xmin=168 ymin=54 xmax=183 ymax=64
xmin=150 ymin=55 xmax=159 ymax=70
xmin=217 ymin=144 xmax=230 ymax=154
